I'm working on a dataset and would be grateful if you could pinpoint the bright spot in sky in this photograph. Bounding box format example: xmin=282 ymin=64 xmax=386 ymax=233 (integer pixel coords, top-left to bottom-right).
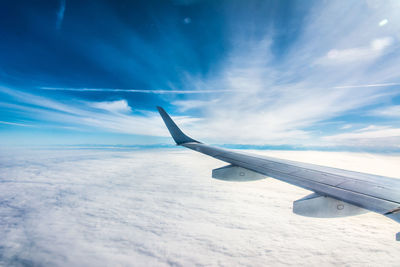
xmin=379 ymin=19 xmax=388 ymax=26
xmin=183 ymin=17 xmax=191 ymax=24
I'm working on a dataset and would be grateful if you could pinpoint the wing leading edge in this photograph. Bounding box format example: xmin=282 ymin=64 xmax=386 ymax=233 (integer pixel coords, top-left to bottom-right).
xmin=157 ymin=106 xmax=400 ymax=240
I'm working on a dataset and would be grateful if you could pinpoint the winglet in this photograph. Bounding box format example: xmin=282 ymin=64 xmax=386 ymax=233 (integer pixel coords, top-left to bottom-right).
xmin=157 ymin=106 xmax=200 ymax=145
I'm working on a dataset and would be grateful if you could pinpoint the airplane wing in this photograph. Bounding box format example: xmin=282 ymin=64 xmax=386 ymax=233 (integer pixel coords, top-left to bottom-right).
xmin=157 ymin=106 xmax=400 ymax=240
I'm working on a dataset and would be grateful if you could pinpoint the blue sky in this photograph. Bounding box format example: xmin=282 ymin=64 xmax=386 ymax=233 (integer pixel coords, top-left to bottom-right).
xmin=0 ymin=0 xmax=399 ymax=149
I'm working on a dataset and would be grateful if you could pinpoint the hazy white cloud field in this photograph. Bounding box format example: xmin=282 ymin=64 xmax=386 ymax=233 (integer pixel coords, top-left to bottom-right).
xmin=0 ymin=148 xmax=399 ymax=266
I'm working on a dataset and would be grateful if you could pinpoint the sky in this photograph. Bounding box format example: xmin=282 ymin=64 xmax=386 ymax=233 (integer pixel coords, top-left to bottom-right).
xmin=1 ymin=148 xmax=400 ymax=266
xmin=0 ymin=0 xmax=400 ymax=150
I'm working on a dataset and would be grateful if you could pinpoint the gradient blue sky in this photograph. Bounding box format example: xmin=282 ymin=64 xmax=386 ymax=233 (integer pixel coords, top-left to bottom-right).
xmin=0 ymin=0 xmax=399 ymax=149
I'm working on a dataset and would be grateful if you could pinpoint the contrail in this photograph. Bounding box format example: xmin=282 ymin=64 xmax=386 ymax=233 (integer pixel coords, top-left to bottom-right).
xmin=40 ymin=82 xmax=399 ymax=94
xmin=0 ymin=121 xmax=32 ymax=127
xmin=334 ymin=82 xmax=400 ymax=89
xmin=39 ymin=87 xmax=237 ymax=94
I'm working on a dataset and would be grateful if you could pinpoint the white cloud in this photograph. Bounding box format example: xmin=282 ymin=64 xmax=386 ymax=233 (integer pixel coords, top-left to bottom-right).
xmin=371 ymin=38 xmax=392 ymax=50
xmin=169 ymin=34 xmax=397 ymax=145
xmin=172 ymin=100 xmax=216 ymax=112
xmin=0 ymin=86 xmax=167 ymax=137
xmin=90 ymin=100 xmax=132 ymax=113
xmin=1 ymin=148 xmax=399 ymax=265
xmin=371 ymin=105 xmax=400 ymax=117
xmin=318 ymin=37 xmax=394 ymax=64
xmin=340 ymin=124 xmax=352 ymax=130
xmin=322 ymin=125 xmax=400 ymax=147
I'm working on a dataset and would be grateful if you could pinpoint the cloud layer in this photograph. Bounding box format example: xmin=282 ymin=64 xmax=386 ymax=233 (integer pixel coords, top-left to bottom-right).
xmin=1 ymin=148 xmax=400 ymax=266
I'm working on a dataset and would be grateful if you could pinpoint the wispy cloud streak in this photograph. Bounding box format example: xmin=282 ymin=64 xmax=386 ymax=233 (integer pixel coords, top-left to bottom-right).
xmin=165 ymin=1 xmax=400 ymax=147
xmin=0 ymin=121 xmax=32 ymax=127
xmin=0 ymin=86 xmax=175 ymax=137
xmin=334 ymin=83 xmax=400 ymax=89
xmin=56 ymin=0 xmax=66 ymax=30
